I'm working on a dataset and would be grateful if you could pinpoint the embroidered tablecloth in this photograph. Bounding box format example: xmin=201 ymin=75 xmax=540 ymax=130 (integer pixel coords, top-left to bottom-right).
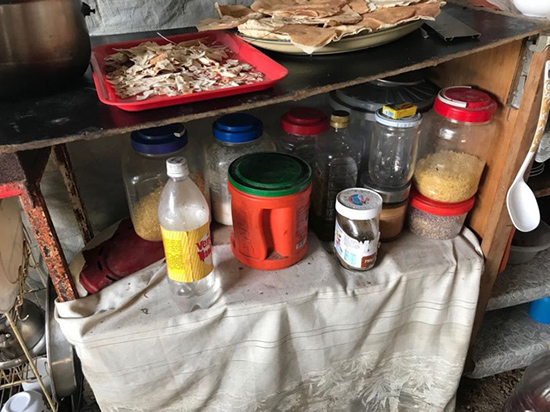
xmin=56 ymin=229 xmax=483 ymax=412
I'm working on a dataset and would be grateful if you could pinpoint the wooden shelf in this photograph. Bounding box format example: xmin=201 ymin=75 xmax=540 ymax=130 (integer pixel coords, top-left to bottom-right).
xmin=528 ymin=165 xmax=550 ymax=198
xmin=0 ymin=4 xmax=547 ymax=154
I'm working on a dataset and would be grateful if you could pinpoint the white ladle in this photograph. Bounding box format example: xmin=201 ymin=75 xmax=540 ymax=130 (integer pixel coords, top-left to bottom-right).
xmin=507 ymin=60 xmax=550 ymax=232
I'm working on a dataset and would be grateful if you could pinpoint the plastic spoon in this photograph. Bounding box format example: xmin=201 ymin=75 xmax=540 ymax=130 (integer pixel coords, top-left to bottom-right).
xmin=507 ymin=60 xmax=550 ymax=232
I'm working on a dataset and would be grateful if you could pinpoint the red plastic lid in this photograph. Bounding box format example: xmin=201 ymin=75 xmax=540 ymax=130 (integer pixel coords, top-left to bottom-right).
xmin=281 ymin=107 xmax=329 ymax=136
xmin=410 ymin=190 xmax=475 ymax=216
xmin=434 ymin=86 xmax=497 ymax=123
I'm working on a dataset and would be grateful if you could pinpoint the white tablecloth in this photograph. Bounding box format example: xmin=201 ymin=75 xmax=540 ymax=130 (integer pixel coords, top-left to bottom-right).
xmin=56 ymin=229 xmax=483 ymax=412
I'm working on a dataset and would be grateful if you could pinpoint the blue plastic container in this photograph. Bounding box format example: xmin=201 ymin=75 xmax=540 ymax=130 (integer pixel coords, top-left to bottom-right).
xmin=529 ymin=296 xmax=550 ymax=324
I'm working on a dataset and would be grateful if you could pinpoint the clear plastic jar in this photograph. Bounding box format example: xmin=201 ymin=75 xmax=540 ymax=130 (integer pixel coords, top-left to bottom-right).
xmin=311 ymin=111 xmax=362 ymax=241
xmin=329 ymin=73 xmax=438 ymax=172
xmin=122 ymin=124 xmax=205 ymax=242
xmin=407 ymin=190 xmax=475 ymax=240
xmin=334 ymin=188 xmax=382 ymax=271
xmin=368 ymin=107 xmax=422 ymax=188
xmin=414 ymin=86 xmax=497 ymax=203
xmin=361 ymin=173 xmax=410 ymax=242
xmin=277 ymin=107 xmax=328 ymax=168
xmin=207 ymin=113 xmax=274 ymax=226
xmin=504 ymin=351 xmax=550 ymax=411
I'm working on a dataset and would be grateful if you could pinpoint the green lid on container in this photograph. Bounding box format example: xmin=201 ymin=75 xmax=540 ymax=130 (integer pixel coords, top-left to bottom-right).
xmin=228 ymin=152 xmax=311 ymax=197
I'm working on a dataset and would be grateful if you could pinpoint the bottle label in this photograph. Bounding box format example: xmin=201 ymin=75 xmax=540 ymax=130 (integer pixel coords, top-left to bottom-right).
xmin=334 ymin=219 xmax=379 ymax=270
xmin=161 ymin=223 xmax=214 ymax=283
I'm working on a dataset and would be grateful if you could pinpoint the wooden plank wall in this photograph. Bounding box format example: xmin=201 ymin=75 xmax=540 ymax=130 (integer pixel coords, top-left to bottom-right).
xmin=428 ymin=40 xmax=550 ymax=357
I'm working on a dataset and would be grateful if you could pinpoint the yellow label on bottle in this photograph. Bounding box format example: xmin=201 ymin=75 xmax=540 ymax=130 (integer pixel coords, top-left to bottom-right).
xmin=161 ymin=223 xmax=214 ymax=283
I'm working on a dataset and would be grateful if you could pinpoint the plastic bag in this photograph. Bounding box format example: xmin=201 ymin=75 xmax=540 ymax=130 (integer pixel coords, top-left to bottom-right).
xmin=504 ymin=351 xmax=550 ymax=411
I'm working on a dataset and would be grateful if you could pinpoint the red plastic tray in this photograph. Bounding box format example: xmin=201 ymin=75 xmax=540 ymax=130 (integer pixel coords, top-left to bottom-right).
xmin=90 ymin=31 xmax=288 ymax=112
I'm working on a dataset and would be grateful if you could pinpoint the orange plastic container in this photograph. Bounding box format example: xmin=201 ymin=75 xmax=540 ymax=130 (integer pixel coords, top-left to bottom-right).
xmin=228 ymin=153 xmax=312 ymax=270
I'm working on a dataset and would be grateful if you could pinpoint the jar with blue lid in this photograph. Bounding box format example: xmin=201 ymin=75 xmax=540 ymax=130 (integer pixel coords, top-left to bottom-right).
xmin=206 ymin=113 xmax=274 ymax=226
xmin=122 ymin=123 xmax=205 ymax=241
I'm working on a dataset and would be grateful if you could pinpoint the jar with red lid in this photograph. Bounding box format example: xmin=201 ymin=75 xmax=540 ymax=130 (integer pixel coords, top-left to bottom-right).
xmin=414 ymin=86 xmax=497 ymax=203
xmin=407 ymin=190 xmax=475 ymax=240
xmin=278 ymin=107 xmax=329 ymax=168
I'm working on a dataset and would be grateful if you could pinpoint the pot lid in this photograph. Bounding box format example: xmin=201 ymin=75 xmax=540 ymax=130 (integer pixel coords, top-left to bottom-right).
xmin=331 ymin=71 xmax=438 ymax=114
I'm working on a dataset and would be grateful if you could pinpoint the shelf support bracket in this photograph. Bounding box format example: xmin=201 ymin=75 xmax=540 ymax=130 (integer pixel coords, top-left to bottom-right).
xmin=510 ymin=34 xmax=550 ymax=109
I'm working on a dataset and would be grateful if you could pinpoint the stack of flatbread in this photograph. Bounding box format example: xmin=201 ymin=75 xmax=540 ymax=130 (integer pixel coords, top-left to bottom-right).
xmin=198 ymin=0 xmax=444 ymax=54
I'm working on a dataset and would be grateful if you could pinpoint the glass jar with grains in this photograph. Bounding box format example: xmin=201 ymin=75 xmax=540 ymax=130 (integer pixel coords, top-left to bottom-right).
xmin=361 ymin=173 xmax=410 ymax=242
xmin=334 ymin=188 xmax=382 ymax=271
xmin=414 ymin=87 xmax=497 ymax=203
xmin=207 ymin=113 xmax=274 ymax=226
xmin=122 ymin=124 xmax=206 ymax=242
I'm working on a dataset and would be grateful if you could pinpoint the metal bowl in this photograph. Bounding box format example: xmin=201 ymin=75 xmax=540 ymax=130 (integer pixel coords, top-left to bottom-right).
xmin=0 ymin=299 xmax=46 ymax=370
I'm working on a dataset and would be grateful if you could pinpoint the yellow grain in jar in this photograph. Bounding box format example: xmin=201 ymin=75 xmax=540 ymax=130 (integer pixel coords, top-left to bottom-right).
xmin=413 ymin=150 xmax=484 ymax=203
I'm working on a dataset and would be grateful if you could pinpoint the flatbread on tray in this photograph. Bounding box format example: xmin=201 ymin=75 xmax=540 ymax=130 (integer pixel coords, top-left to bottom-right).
xmin=271 ymin=5 xmax=362 ymax=27
xmin=274 ymin=25 xmax=339 ymax=53
xmin=252 ymin=0 xmax=349 ymax=18
xmin=198 ymin=0 xmax=444 ymax=54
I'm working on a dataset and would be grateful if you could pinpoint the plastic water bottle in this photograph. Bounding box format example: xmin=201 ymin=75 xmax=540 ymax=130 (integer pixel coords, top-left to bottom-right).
xmin=158 ymin=157 xmax=220 ymax=310
xmin=504 ymin=351 xmax=550 ymax=411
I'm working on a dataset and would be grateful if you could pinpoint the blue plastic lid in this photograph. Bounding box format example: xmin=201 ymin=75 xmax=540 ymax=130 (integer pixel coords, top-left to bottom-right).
xmin=131 ymin=123 xmax=187 ymax=155
xmin=213 ymin=113 xmax=263 ymax=143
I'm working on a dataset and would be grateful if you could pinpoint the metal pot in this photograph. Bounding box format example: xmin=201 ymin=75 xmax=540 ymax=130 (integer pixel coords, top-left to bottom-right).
xmin=0 ymin=0 xmax=92 ymax=97
xmin=0 ymin=299 xmax=46 ymax=369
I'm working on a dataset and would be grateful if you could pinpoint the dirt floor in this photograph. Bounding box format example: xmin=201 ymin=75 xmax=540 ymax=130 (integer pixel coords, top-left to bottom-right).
xmin=456 ymin=369 xmax=524 ymax=412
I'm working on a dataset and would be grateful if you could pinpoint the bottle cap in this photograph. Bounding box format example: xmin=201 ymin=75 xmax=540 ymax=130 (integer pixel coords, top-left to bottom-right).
xmin=330 ymin=110 xmax=350 ymax=129
xmin=281 ymin=107 xmax=328 ymax=136
xmin=375 ymin=109 xmax=422 ymax=128
xmin=166 ymin=157 xmax=189 ymax=179
xmin=434 ymin=86 xmax=496 ymax=123
xmin=213 ymin=113 xmax=263 ymax=143
xmin=336 ymin=188 xmax=383 ymax=220
xmin=131 ymin=123 xmax=187 ymax=155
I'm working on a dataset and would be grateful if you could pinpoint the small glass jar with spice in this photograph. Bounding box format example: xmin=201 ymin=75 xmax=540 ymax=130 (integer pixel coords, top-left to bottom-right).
xmin=334 ymin=188 xmax=382 ymax=271
xmin=361 ymin=173 xmax=410 ymax=242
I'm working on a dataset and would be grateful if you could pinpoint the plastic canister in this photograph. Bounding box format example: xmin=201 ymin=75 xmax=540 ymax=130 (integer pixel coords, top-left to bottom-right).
xmin=407 ymin=190 xmax=475 ymax=240
xmin=278 ymin=107 xmax=328 ymax=168
xmin=414 ymin=86 xmax=497 ymax=203
xmin=228 ymin=152 xmax=312 ymax=270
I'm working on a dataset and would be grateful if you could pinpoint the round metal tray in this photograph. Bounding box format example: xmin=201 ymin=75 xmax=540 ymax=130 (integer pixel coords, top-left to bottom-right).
xmin=238 ymin=21 xmax=424 ymax=55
